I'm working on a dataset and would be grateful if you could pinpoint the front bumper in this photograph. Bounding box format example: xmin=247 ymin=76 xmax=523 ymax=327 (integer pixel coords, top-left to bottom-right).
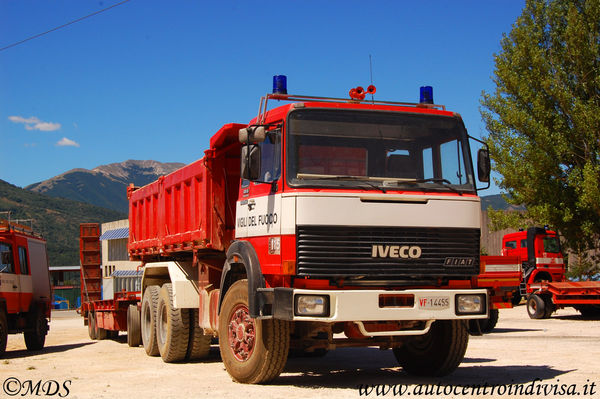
xmin=257 ymin=288 xmax=488 ymax=322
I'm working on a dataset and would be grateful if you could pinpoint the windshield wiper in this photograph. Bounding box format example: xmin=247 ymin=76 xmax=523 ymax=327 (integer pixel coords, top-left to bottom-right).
xmin=297 ymin=174 xmax=386 ymax=193
xmin=397 ymin=178 xmax=462 ymax=195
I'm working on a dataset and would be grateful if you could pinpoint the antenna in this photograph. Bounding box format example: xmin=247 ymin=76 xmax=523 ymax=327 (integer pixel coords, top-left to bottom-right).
xmin=369 ymin=54 xmax=375 ymax=103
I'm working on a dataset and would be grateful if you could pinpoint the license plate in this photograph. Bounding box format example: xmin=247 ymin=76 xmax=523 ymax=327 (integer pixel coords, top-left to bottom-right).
xmin=418 ymin=296 xmax=450 ymax=310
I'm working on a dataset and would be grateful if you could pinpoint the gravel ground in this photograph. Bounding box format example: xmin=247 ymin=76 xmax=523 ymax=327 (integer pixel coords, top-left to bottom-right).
xmin=1 ymin=306 xmax=599 ymax=398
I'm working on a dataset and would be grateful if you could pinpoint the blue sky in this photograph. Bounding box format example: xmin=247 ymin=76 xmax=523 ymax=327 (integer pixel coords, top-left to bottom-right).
xmin=1 ymin=1 xmax=525 ymax=194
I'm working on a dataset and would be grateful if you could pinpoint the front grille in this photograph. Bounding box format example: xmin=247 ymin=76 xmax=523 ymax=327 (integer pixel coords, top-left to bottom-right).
xmin=297 ymin=225 xmax=479 ymax=280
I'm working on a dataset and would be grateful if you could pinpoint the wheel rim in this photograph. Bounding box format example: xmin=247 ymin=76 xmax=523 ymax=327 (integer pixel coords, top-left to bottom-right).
xmin=528 ymin=300 xmax=537 ymax=315
xmin=227 ymin=304 xmax=256 ymax=362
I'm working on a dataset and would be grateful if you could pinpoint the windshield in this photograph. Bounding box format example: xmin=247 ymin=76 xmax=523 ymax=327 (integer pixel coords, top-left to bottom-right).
xmin=286 ymin=109 xmax=475 ymax=192
xmin=543 ymin=236 xmax=561 ymax=253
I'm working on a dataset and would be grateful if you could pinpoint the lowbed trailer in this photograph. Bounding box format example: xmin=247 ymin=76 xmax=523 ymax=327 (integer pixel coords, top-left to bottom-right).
xmin=527 ymin=281 xmax=600 ymax=319
xmin=79 ymin=224 xmax=142 ymax=344
xmin=84 ymin=77 xmax=497 ymax=383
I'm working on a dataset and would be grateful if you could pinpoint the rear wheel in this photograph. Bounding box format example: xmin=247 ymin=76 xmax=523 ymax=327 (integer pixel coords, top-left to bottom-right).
xmin=127 ymin=304 xmax=142 ymax=347
xmin=526 ymin=294 xmax=546 ymax=319
xmin=87 ymin=312 xmax=97 ymax=340
xmin=156 ymin=283 xmax=190 ymax=363
xmin=24 ymin=309 xmax=48 ymax=351
xmin=141 ymin=285 xmax=160 ymax=356
xmin=95 ymin=314 xmax=107 ymax=340
xmin=218 ymin=279 xmax=290 ymax=384
xmin=393 ymin=320 xmax=468 ymax=377
xmin=0 ymin=309 xmax=7 ymax=356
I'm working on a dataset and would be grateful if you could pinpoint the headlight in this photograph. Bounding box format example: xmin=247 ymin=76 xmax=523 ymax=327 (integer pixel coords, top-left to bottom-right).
xmin=295 ymin=295 xmax=329 ymax=316
xmin=456 ymin=294 xmax=486 ymax=315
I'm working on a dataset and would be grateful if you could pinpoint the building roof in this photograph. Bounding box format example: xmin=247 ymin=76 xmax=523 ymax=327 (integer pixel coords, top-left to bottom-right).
xmin=99 ymin=227 xmax=129 ymax=240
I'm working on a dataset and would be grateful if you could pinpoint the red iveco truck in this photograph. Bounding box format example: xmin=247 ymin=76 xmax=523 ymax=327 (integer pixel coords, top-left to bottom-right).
xmin=88 ymin=78 xmax=494 ymax=383
xmin=0 ymin=217 xmax=51 ymax=356
xmin=502 ymin=227 xmax=600 ymax=319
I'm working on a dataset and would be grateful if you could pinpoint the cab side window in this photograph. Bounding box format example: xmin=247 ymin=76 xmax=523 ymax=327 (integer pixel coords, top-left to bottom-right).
xmin=504 ymin=241 xmax=517 ymax=249
xmin=19 ymin=246 xmax=29 ymax=275
xmin=0 ymin=242 xmax=14 ymax=273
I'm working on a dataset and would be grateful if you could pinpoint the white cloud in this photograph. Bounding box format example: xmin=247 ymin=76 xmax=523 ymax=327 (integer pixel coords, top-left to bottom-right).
xmin=56 ymin=137 xmax=80 ymax=147
xmin=8 ymin=115 xmax=61 ymax=131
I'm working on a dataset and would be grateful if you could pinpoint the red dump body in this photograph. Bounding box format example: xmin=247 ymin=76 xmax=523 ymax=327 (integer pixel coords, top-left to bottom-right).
xmin=128 ymin=123 xmax=244 ymax=259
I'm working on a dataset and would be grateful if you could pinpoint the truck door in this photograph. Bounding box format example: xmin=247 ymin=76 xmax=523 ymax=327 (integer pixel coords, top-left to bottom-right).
xmin=0 ymin=240 xmax=19 ymax=314
xmin=18 ymin=245 xmax=33 ymax=312
xmin=236 ymin=128 xmax=283 ymax=267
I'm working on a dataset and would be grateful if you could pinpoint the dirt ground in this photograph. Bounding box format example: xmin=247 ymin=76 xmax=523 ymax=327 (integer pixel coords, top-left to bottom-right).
xmin=1 ymin=306 xmax=599 ymax=399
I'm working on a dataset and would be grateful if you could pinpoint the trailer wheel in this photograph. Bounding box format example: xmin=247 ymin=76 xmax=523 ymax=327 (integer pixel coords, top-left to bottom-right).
xmin=542 ymin=296 xmax=555 ymax=318
xmin=87 ymin=312 xmax=97 ymax=340
xmin=141 ymin=285 xmax=160 ymax=356
xmin=156 ymin=283 xmax=190 ymax=363
xmin=94 ymin=313 xmax=108 ymax=340
xmin=24 ymin=310 xmax=48 ymax=351
xmin=393 ymin=320 xmax=468 ymax=377
xmin=526 ymin=294 xmax=546 ymax=319
xmin=218 ymin=279 xmax=290 ymax=384
xmin=187 ymin=309 xmax=211 ymax=360
xmin=0 ymin=309 xmax=7 ymax=356
xmin=127 ymin=304 xmax=142 ymax=347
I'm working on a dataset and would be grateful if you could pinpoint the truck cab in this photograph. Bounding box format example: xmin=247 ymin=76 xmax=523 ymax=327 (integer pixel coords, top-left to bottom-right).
xmin=502 ymin=227 xmax=564 ymax=292
xmin=0 ymin=218 xmax=51 ymax=356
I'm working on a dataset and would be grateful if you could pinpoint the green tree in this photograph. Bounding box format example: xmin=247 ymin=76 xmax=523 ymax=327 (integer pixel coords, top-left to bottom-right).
xmin=481 ymin=0 xmax=600 ymax=271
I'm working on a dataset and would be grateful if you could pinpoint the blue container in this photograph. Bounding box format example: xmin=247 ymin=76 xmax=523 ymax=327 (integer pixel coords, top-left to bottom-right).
xmin=273 ymin=75 xmax=287 ymax=94
xmin=420 ymin=86 xmax=434 ymax=104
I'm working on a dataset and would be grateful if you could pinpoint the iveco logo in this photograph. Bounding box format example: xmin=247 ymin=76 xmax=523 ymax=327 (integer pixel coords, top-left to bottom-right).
xmin=371 ymin=245 xmax=422 ymax=259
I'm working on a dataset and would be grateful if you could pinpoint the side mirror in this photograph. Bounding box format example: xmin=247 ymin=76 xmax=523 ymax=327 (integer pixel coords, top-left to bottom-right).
xmin=241 ymin=144 xmax=261 ymax=181
xmin=239 ymin=126 xmax=266 ymax=144
xmin=477 ymin=148 xmax=491 ymax=183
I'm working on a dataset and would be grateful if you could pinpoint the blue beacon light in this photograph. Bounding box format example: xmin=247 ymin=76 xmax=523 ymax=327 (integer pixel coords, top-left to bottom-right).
xmin=420 ymin=86 xmax=434 ymax=104
xmin=273 ymin=75 xmax=287 ymax=94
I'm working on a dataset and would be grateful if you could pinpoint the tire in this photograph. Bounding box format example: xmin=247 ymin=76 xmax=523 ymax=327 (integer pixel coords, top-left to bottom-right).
xmin=95 ymin=314 xmax=107 ymax=340
xmin=218 ymin=279 xmax=290 ymax=384
xmin=24 ymin=309 xmax=48 ymax=351
xmin=480 ymin=309 xmax=499 ymax=333
xmin=141 ymin=285 xmax=160 ymax=356
xmin=511 ymin=292 xmax=522 ymax=306
xmin=127 ymin=304 xmax=142 ymax=347
xmin=526 ymin=294 xmax=546 ymax=319
xmin=156 ymin=283 xmax=190 ymax=363
xmin=187 ymin=309 xmax=211 ymax=360
xmin=88 ymin=312 xmax=97 ymax=340
xmin=542 ymin=296 xmax=555 ymax=319
xmin=393 ymin=320 xmax=468 ymax=377
xmin=0 ymin=309 xmax=7 ymax=356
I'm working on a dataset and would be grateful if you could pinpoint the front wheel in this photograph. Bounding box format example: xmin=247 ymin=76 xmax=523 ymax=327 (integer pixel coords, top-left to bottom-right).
xmin=218 ymin=279 xmax=290 ymax=384
xmin=24 ymin=309 xmax=48 ymax=351
xmin=393 ymin=320 xmax=468 ymax=377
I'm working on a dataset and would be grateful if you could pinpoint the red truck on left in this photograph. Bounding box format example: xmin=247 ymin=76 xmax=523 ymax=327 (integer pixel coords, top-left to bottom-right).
xmin=0 ymin=217 xmax=51 ymax=356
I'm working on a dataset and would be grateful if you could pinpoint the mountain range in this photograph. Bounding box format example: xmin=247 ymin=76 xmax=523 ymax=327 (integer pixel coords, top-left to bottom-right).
xmin=26 ymin=160 xmax=184 ymax=213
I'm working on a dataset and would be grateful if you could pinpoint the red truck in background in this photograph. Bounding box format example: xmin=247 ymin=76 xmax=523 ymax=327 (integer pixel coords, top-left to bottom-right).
xmin=502 ymin=227 xmax=600 ymax=319
xmin=83 ymin=78 xmax=494 ymax=383
xmin=0 ymin=216 xmax=51 ymax=356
